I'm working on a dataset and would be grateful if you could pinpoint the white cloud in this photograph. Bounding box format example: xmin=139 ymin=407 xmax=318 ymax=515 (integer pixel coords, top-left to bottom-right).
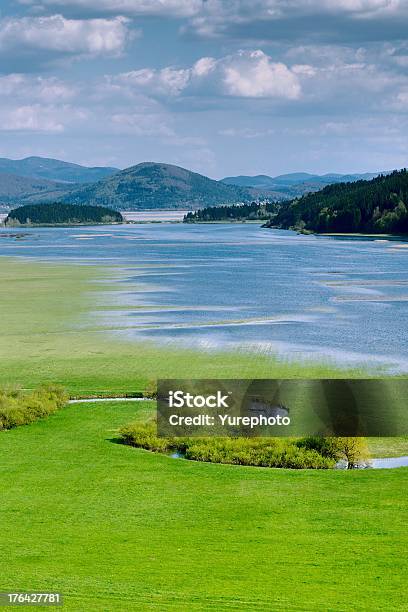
xmin=112 ymin=67 xmax=190 ymax=96
xmin=0 ymin=105 xmax=65 ymax=132
xmin=0 ymin=15 xmax=131 ymax=59
xmin=0 ymin=74 xmax=76 ymax=101
xmin=18 ymin=0 xmax=202 ymax=18
xmin=187 ymin=0 xmax=408 ymax=39
xmin=391 ymin=90 xmax=408 ymax=111
xmin=289 ymin=1 xmax=403 ymax=17
xmin=111 ymin=50 xmax=303 ymax=100
xmin=219 ymin=127 xmax=275 ymax=138
xmin=284 ymin=44 xmax=408 ymax=108
xmin=222 ymin=50 xmax=301 ymax=98
xmin=0 ymin=74 xmax=86 ymax=132
xmin=111 ymin=112 xmax=175 ymax=136
xmin=303 ymin=60 xmax=405 ymax=105
xmin=192 ymin=57 xmax=217 ymax=77
xmin=21 ymin=0 xmax=405 ymax=23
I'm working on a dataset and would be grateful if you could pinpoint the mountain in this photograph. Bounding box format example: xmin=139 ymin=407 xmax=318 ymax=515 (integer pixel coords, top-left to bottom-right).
xmin=0 ymin=172 xmax=73 ymax=205
xmin=0 ymin=156 xmax=119 ymax=184
xmin=222 ymin=172 xmax=316 ymax=188
xmin=222 ymin=175 xmax=279 ymax=189
xmin=221 ymin=171 xmax=382 ymax=199
xmin=63 ymin=162 xmax=263 ymax=210
xmin=268 ymin=169 xmax=408 ymax=234
xmin=1 ymin=158 xmax=387 ymax=212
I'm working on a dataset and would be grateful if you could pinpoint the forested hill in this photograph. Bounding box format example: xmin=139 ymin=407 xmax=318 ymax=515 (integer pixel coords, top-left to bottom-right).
xmin=184 ymin=202 xmax=279 ymax=222
xmin=270 ymin=169 xmax=408 ymax=234
xmin=0 ymin=172 xmax=73 ymax=203
xmin=63 ymin=162 xmax=265 ymax=210
xmin=5 ymin=203 xmax=123 ymax=226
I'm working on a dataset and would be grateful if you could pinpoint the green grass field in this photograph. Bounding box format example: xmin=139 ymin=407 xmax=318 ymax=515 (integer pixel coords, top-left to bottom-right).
xmin=1 ymin=256 xmax=407 ymax=610
xmin=0 ymin=258 xmax=365 ymax=396
xmin=1 ymin=400 xmax=407 ymax=611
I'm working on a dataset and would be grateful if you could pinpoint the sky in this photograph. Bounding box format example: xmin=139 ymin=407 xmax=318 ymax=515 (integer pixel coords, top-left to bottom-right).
xmin=0 ymin=1 xmax=407 ymax=178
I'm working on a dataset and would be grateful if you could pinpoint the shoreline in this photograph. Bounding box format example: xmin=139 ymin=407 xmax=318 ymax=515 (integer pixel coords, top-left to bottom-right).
xmin=0 ymin=255 xmax=368 ymax=397
xmin=319 ymin=231 xmax=408 ymax=240
xmin=263 ymin=224 xmax=408 ymax=240
xmin=2 ymin=221 xmax=125 ymax=228
xmin=183 ymin=220 xmax=267 ymax=224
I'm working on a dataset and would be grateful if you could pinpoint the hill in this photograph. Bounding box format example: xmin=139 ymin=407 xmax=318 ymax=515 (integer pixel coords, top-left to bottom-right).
xmin=268 ymin=169 xmax=408 ymax=234
xmin=184 ymin=201 xmax=279 ymax=223
xmin=63 ymin=162 xmax=263 ymax=210
xmin=0 ymin=172 xmax=73 ymax=204
xmin=5 ymin=203 xmax=123 ymax=226
xmin=0 ymin=156 xmax=119 ymax=184
xmin=222 ymin=171 xmax=381 ymax=199
xmin=1 ymin=159 xmax=385 ymax=211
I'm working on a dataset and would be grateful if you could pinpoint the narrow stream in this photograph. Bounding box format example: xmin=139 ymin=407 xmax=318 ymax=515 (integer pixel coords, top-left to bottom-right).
xmin=171 ymin=452 xmax=408 ymax=469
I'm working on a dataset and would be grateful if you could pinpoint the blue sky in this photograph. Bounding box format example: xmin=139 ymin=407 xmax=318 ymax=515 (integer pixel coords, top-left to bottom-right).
xmin=0 ymin=0 xmax=407 ymax=178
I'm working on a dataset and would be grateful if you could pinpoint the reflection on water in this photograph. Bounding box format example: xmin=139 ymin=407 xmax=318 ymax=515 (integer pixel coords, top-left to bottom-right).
xmin=0 ymin=222 xmax=407 ymax=371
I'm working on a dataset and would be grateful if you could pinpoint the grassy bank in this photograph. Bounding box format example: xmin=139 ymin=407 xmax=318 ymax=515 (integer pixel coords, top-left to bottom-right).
xmin=0 ymin=258 xmax=362 ymax=396
xmin=0 ymin=400 xmax=407 ymax=610
xmin=0 ymin=386 xmax=67 ymax=430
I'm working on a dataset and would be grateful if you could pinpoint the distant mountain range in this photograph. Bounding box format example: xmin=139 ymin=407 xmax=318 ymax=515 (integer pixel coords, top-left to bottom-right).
xmin=0 ymin=155 xmax=387 ymax=211
xmin=221 ymin=171 xmax=383 ymax=199
xmin=0 ymin=156 xmax=118 ymax=184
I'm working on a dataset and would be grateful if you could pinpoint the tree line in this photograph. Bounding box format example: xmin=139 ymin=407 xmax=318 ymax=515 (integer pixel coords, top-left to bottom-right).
xmin=184 ymin=201 xmax=279 ymax=223
xmin=271 ymin=169 xmax=408 ymax=234
xmin=5 ymin=203 xmax=123 ymax=226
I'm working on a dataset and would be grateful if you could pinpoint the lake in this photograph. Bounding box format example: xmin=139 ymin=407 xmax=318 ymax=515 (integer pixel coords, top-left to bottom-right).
xmin=1 ymin=222 xmax=407 ymax=372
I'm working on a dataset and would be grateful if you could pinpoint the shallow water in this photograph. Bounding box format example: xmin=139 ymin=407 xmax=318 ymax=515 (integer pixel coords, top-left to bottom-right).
xmin=336 ymin=456 xmax=408 ymax=469
xmin=1 ymin=222 xmax=407 ymax=371
xmin=371 ymin=456 xmax=408 ymax=468
xmin=172 ymin=452 xmax=408 ymax=469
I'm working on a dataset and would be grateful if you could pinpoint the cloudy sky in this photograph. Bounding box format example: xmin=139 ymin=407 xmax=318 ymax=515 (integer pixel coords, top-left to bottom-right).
xmin=0 ymin=0 xmax=407 ymax=177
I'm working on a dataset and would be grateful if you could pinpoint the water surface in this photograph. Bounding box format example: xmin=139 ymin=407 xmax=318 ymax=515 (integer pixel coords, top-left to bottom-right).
xmin=1 ymin=222 xmax=407 ymax=371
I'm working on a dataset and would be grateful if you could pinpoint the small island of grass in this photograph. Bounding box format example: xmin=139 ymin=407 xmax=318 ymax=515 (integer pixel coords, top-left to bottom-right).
xmin=4 ymin=202 xmax=123 ymax=226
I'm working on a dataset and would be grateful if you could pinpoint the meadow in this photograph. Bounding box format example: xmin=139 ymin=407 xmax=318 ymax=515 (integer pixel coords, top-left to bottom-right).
xmin=0 ymin=256 xmax=407 ymax=610
xmin=1 ymin=399 xmax=407 ymax=611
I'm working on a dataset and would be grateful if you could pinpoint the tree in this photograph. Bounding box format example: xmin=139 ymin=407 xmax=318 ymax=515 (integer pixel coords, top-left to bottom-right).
xmin=296 ymin=436 xmax=370 ymax=469
xmin=333 ymin=437 xmax=370 ymax=469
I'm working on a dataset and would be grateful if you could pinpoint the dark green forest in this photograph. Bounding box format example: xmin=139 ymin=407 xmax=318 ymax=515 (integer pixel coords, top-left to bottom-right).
xmin=270 ymin=169 xmax=408 ymax=234
xmin=64 ymin=162 xmax=263 ymax=210
xmin=184 ymin=201 xmax=279 ymax=222
xmin=5 ymin=203 xmax=123 ymax=225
